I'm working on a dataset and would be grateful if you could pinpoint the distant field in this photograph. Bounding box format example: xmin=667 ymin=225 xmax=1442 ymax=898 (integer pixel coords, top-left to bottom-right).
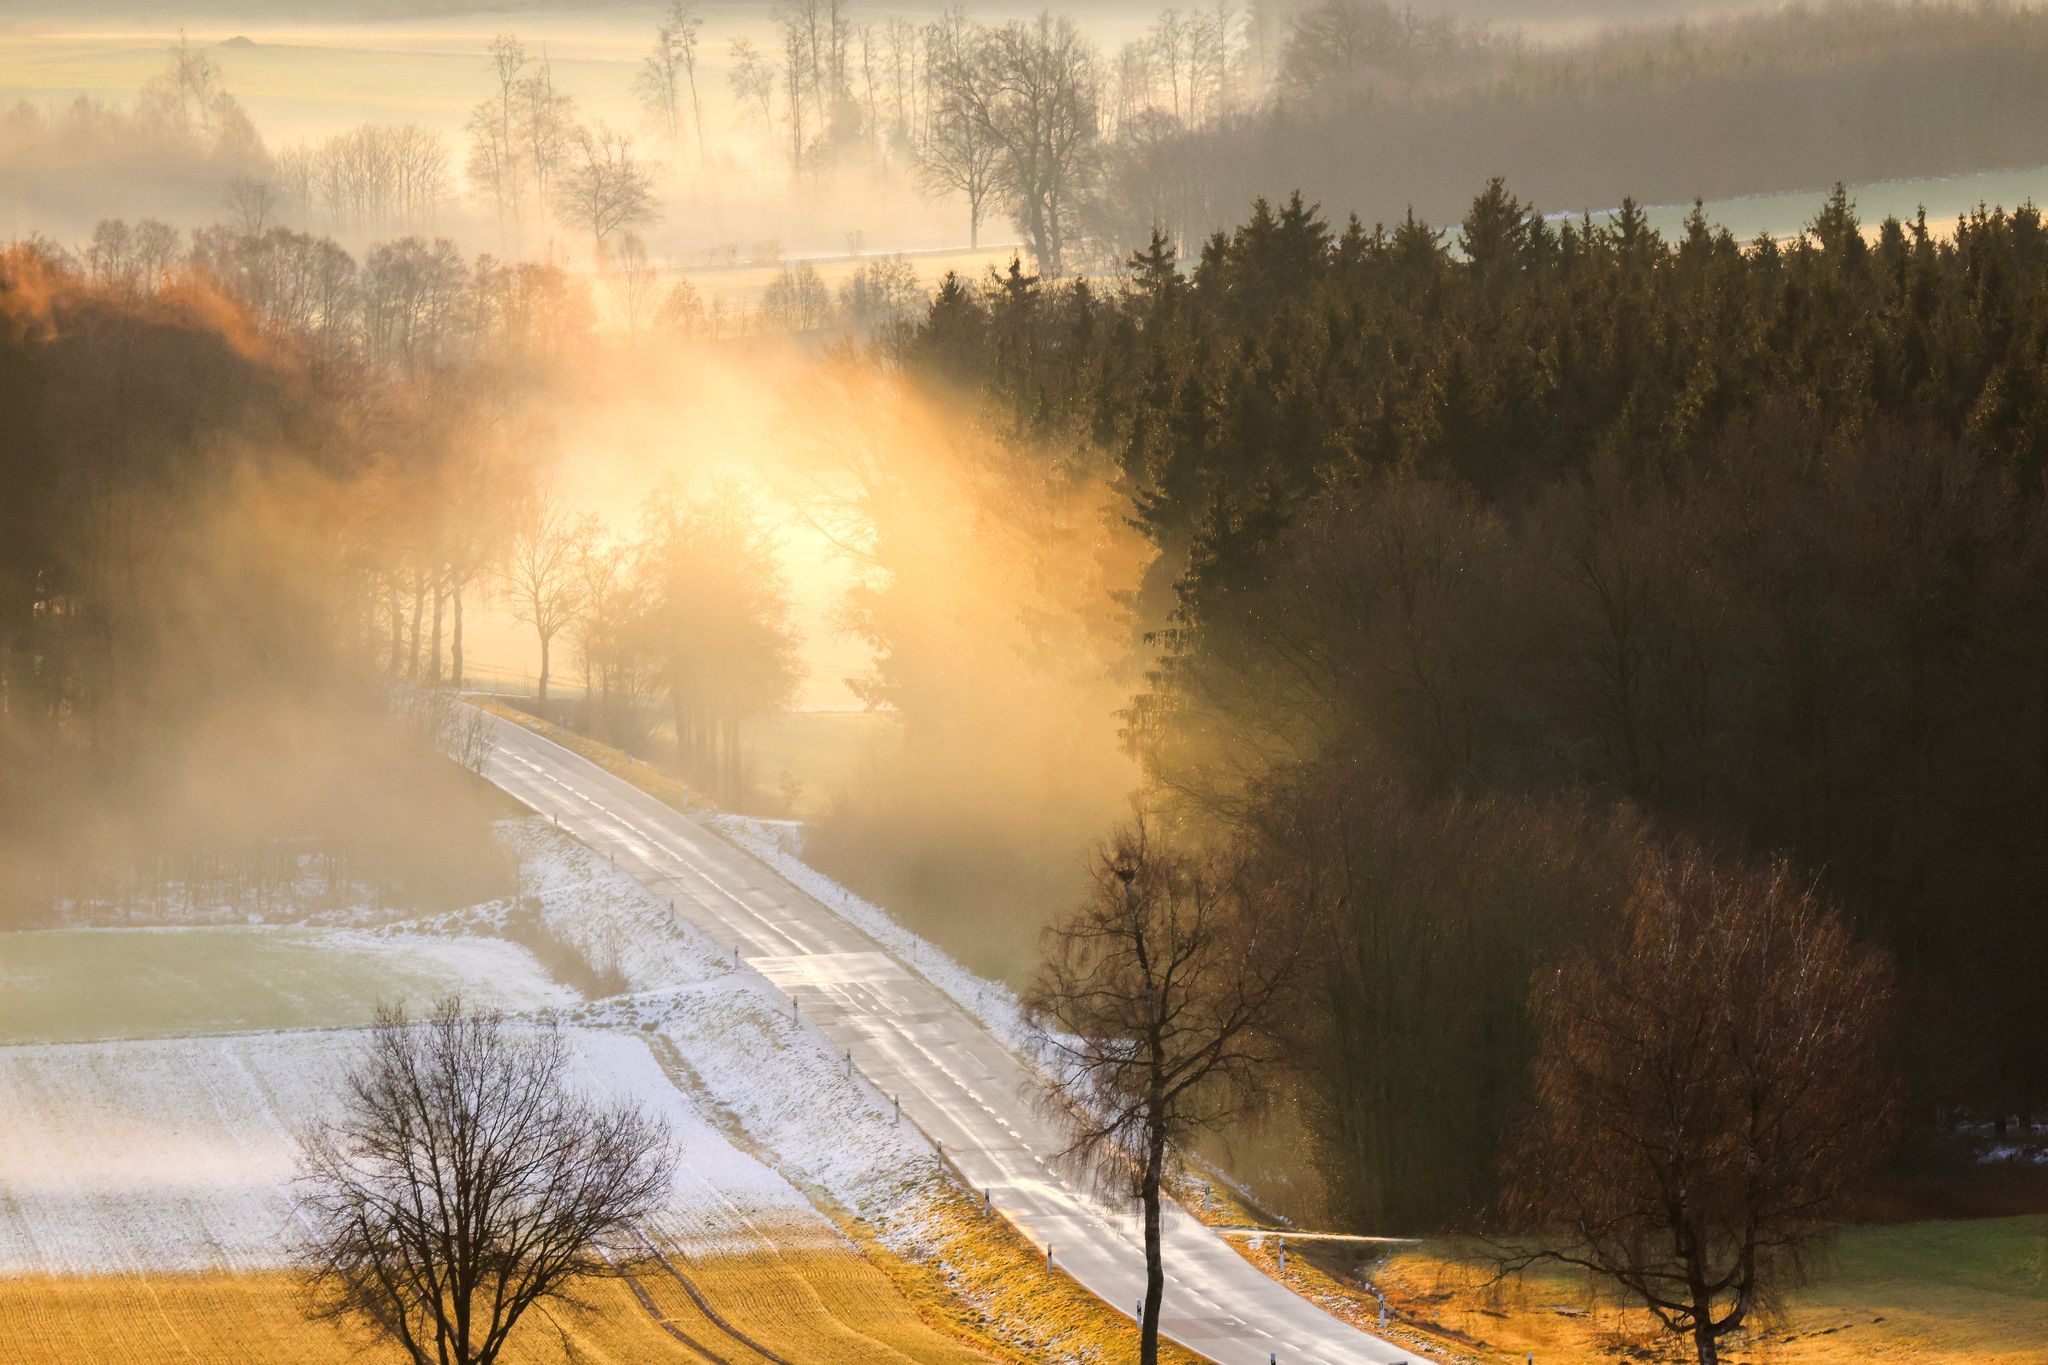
xmin=0 ymin=925 xmax=570 ymax=1045
xmin=1367 ymin=1217 xmax=2048 ymax=1364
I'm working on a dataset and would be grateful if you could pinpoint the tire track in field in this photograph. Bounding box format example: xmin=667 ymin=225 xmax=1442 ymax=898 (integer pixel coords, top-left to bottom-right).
xmin=621 ymin=1272 xmax=741 ymax=1365
xmin=647 ymin=1246 xmax=799 ymax=1365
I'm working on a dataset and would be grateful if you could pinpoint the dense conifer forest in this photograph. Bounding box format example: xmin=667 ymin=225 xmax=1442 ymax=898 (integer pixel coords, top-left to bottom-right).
xmin=898 ymin=183 xmax=2048 ymax=1226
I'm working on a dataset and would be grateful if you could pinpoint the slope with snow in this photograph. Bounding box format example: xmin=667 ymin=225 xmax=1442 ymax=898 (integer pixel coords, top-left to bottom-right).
xmin=0 ymin=1025 xmax=835 ymax=1274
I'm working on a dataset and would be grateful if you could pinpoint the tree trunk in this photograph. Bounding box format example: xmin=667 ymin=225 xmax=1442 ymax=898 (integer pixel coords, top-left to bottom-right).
xmin=1693 ymin=1321 xmax=1720 ymax=1365
xmin=387 ymin=588 xmax=403 ymax=676
xmin=451 ymin=579 xmax=465 ymax=690
xmin=428 ymin=583 xmax=445 ymax=685
xmin=408 ymin=571 xmax=425 ymax=678
xmin=537 ymin=632 xmax=551 ymax=707
xmin=1140 ymin=1128 xmax=1166 ymax=1365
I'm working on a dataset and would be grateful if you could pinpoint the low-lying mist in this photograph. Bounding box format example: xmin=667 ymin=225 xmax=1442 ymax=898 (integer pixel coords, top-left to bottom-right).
xmin=0 ymin=248 xmax=515 ymax=927
xmin=457 ymin=336 xmax=1153 ymax=984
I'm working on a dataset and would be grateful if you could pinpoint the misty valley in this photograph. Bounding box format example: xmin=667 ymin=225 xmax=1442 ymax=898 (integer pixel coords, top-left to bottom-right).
xmin=4 ymin=2 xmax=2048 ymax=1364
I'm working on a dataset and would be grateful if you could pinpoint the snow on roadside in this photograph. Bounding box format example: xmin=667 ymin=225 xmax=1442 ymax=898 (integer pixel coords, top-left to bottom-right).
xmin=492 ymin=818 xmax=942 ymax=1212
xmin=0 ymin=1026 xmax=834 ymax=1274
xmin=707 ymin=814 xmax=1038 ymax=1058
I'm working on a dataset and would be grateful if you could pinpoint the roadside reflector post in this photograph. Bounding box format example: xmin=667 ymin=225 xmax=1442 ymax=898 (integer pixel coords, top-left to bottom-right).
xmin=894 ymin=1094 xmax=901 ymax=1123
xmin=844 ymin=1049 xmax=852 ymax=1076
xmin=1279 ymin=1236 xmax=1286 ymax=1274
xmin=935 ymin=1139 xmax=943 ymax=1168
xmin=983 ymin=1187 xmax=990 ymax=1215
xmin=1203 ymin=1180 xmax=1211 ymax=1212
xmin=1047 ymin=1242 xmax=1053 ymax=1270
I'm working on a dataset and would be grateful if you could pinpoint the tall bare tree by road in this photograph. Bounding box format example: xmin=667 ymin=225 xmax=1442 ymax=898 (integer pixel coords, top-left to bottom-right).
xmin=1498 ymin=851 xmax=1896 ymax=1365
xmin=503 ymin=492 xmax=593 ymax=707
xmin=1025 ymin=822 xmax=1299 ymax=1365
xmin=293 ymin=999 xmax=674 ymax=1365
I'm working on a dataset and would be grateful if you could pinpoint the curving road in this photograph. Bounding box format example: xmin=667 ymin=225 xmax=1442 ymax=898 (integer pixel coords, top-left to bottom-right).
xmin=478 ymin=710 xmax=1425 ymax=1365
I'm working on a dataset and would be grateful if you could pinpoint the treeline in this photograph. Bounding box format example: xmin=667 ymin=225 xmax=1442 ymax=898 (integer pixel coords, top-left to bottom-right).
xmin=0 ymin=216 xmax=800 ymax=922
xmin=895 ymin=183 xmax=2048 ymax=1228
xmin=0 ymin=241 xmax=514 ymax=922
xmin=22 ymin=3 xmax=2048 ymax=283
xmin=1122 ymin=0 xmax=2048 ymax=244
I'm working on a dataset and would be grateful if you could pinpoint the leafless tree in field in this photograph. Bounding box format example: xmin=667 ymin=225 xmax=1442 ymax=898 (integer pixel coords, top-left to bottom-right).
xmin=636 ymin=2 xmax=704 ymax=161
xmin=607 ymin=231 xmax=664 ymax=341
xmin=468 ymin=36 xmax=531 ymax=242
xmin=1498 ymin=851 xmax=1896 ymax=1365
xmin=293 ymin=999 xmax=674 ymax=1365
xmin=727 ymin=38 xmax=776 ymax=141
xmin=1025 ymin=821 xmax=1299 ymax=1365
xmin=554 ymin=125 xmax=662 ymax=249
xmin=947 ymin=14 xmax=1100 ymax=274
xmin=919 ymin=14 xmax=1001 ymax=249
xmin=504 ymin=493 xmax=592 ymax=707
xmin=517 ymin=56 xmax=579 ymax=218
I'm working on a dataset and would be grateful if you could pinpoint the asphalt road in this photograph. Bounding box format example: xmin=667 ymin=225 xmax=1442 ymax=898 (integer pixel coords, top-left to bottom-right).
xmin=479 ymin=711 xmax=1426 ymax=1365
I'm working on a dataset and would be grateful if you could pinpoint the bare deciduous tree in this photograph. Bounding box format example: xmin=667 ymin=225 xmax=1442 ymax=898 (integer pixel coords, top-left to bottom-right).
xmin=516 ymin=56 xmax=579 ymax=219
xmin=1025 ymin=821 xmax=1299 ymax=1365
xmin=467 ymin=35 xmax=531 ymax=243
xmin=294 ymin=999 xmax=673 ymax=1365
xmin=554 ymin=125 xmax=662 ymax=249
xmin=1498 ymin=851 xmax=1896 ymax=1365
xmin=636 ymin=1 xmax=703 ymax=161
xmin=948 ymin=14 xmax=1100 ymax=274
xmin=728 ymin=37 xmax=778 ymax=136
xmin=920 ymin=14 xmax=1001 ymax=249
xmin=607 ymin=230 xmax=663 ymax=341
xmin=503 ymin=492 xmax=592 ymax=706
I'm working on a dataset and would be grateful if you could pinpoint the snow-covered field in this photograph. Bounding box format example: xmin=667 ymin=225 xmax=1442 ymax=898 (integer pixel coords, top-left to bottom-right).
xmin=0 ymin=1026 xmax=835 ymax=1274
xmin=0 ymin=817 xmax=945 ymax=1275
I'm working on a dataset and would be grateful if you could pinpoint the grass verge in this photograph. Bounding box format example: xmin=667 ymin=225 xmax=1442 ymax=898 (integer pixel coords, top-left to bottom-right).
xmin=855 ymin=1184 xmax=1208 ymax=1365
xmin=1223 ymin=1216 xmax=2048 ymax=1365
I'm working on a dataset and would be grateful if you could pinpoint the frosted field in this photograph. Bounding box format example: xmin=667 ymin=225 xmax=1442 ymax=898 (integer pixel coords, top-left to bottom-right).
xmin=0 ymin=818 xmax=952 ymax=1274
xmin=0 ymin=1025 xmax=841 ymax=1274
